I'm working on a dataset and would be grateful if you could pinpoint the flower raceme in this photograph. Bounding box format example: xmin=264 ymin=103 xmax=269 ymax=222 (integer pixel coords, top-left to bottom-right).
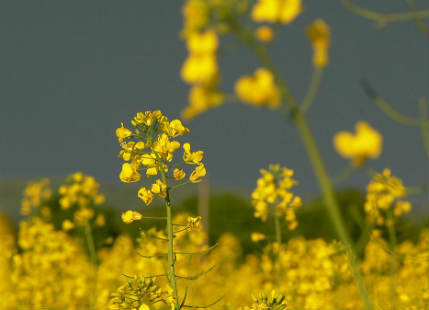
xmin=251 ymin=164 xmax=302 ymax=229
xmin=364 ymin=169 xmax=411 ymax=226
xmin=115 ymin=110 xmax=207 ymax=223
xmin=333 ymin=121 xmax=382 ymax=166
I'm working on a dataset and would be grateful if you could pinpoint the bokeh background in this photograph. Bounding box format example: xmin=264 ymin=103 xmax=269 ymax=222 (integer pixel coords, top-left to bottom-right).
xmin=1 ymin=0 xmax=428 ymax=222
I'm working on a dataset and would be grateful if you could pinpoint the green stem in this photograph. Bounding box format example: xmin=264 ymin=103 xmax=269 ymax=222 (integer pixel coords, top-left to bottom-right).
xmin=161 ymin=171 xmax=180 ymax=310
xmin=387 ymin=211 xmax=397 ymax=307
xmin=301 ymin=68 xmax=324 ymax=113
xmin=419 ymin=98 xmax=429 ymax=159
xmin=293 ymin=112 xmax=372 ymax=310
xmin=84 ymin=222 xmax=98 ymax=310
xmin=340 ymin=0 xmax=429 ymax=24
xmin=231 ymin=18 xmax=373 ymax=310
xmin=274 ymin=213 xmax=282 ymax=292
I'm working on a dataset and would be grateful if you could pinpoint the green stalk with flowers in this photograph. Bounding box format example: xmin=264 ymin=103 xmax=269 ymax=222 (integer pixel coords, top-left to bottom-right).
xmin=178 ymin=0 xmax=374 ymax=308
xmin=115 ymin=110 xmax=219 ymax=310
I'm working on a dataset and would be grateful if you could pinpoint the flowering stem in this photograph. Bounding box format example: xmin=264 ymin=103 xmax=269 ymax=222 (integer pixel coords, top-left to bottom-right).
xmin=340 ymin=0 xmax=429 ymax=24
xmin=161 ymin=170 xmax=180 ymax=310
xmin=84 ymin=222 xmax=98 ymax=310
xmin=231 ymin=20 xmax=373 ymax=310
xmin=301 ymin=68 xmax=324 ymax=113
xmin=274 ymin=213 xmax=282 ymax=292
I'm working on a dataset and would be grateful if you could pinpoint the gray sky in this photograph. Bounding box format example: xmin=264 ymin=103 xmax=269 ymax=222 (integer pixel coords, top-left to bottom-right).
xmin=1 ymin=1 xmax=428 ymax=204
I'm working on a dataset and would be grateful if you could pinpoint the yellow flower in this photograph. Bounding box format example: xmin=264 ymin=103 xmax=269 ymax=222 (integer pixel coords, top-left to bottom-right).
xmin=183 ymin=143 xmax=204 ymax=164
xmin=138 ymin=186 xmax=154 ymax=206
xmin=364 ymin=169 xmax=410 ymax=225
xmin=333 ymin=121 xmax=382 ymax=166
xmin=121 ymin=210 xmax=143 ymax=224
xmin=235 ymin=68 xmax=280 ymax=108
xmin=189 ymin=163 xmax=206 ymax=183
xmin=252 ymin=164 xmax=301 ymax=229
xmin=95 ymin=214 xmax=106 ymax=226
xmin=252 ymin=0 xmax=302 ymax=24
xmin=173 ymin=168 xmax=186 ymax=181
xmin=116 ymin=122 xmax=132 ymax=143
xmin=181 ymin=0 xmax=210 ymax=37
xmin=255 ymin=26 xmax=274 ymax=42
xmin=181 ymin=54 xmax=218 ymax=85
xmin=251 ymin=232 xmax=266 ymax=242
xmin=151 ymin=179 xmax=167 ymax=198
xmin=181 ymin=85 xmax=224 ymax=121
xmin=153 ymin=133 xmax=181 ymax=160
xmin=186 ymin=30 xmax=218 ymax=55
xmin=307 ymin=19 xmax=330 ymax=68
xmin=62 ymin=219 xmax=75 ymax=231
xmin=187 ymin=216 xmax=202 ymax=230
xmin=163 ymin=119 xmax=189 ymax=138
xmin=119 ymin=162 xmax=141 ymax=183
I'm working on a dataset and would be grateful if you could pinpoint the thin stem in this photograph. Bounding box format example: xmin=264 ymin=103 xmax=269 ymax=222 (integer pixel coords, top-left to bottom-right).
xmin=274 ymin=213 xmax=282 ymax=291
xmin=84 ymin=222 xmax=98 ymax=310
xmin=333 ymin=164 xmax=359 ymax=186
xmin=340 ymin=0 xmax=429 ymax=24
xmin=231 ymin=18 xmax=373 ymax=310
xmin=301 ymin=68 xmax=324 ymax=113
xmin=361 ymin=78 xmax=422 ymax=126
xmin=387 ymin=211 xmax=397 ymax=307
xmin=160 ymin=170 xmax=180 ymax=310
xmin=419 ymin=98 xmax=429 ymax=159
xmin=406 ymin=0 xmax=429 ymax=34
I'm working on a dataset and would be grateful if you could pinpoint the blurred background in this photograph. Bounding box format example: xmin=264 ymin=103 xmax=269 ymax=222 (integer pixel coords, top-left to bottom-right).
xmin=1 ymin=1 xmax=428 ymax=250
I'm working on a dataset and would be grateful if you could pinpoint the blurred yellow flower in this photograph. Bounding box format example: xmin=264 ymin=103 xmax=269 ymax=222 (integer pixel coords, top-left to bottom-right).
xmin=62 ymin=219 xmax=75 ymax=231
xmin=255 ymin=26 xmax=274 ymax=42
xmin=252 ymin=0 xmax=302 ymax=24
xmin=251 ymin=232 xmax=266 ymax=242
xmin=235 ymin=68 xmax=280 ymax=108
xmin=307 ymin=19 xmax=330 ymax=68
xmin=121 ymin=210 xmax=143 ymax=224
xmin=333 ymin=121 xmax=382 ymax=166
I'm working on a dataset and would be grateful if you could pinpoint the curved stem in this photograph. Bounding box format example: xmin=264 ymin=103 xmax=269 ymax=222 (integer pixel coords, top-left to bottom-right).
xmin=274 ymin=213 xmax=282 ymax=291
xmin=340 ymin=0 xmax=429 ymax=24
xmin=361 ymin=79 xmax=422 ymax=126
xmin=301 ymin=68 xmax=324 ymax=113
xmin=230 ymin=18 xmax=372 ymax=310
xmin=160 ymin=170 xmax=180 ymax=310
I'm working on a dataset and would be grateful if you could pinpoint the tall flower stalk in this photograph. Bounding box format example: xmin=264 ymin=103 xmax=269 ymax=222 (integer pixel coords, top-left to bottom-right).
xmin=116 ymin=110 xmax=214 ymax=310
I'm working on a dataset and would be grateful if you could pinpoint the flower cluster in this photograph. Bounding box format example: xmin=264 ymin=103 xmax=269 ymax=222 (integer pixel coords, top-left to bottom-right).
xmin=364 ymin=169 xmax=411 ymax=226
xmin=109 ymin=276 xmax=175 ymax=310
xmin=58 ymin=172 xmax=106 ymax=227
xmin=333 ymin=121 xmax=383 ymax=166
xmin=21 ymin=178 xmax=52 ymax=216
xmin=180 ymin=1 xmax=224 ymax=121
xmin=306 ymin=19 xmax=330 ymax=68
xmin=235 ymin=68 xmax=281 ymax=108
xmin=251 ymin=164 xmax=302 ymax=229
xmin=251 ymin=0 xmax=302 ymax=24
xmin=116 ymin=111 xmax=206 ymax=221
xmin=243 ymin=291 xmax=287 ymax=310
